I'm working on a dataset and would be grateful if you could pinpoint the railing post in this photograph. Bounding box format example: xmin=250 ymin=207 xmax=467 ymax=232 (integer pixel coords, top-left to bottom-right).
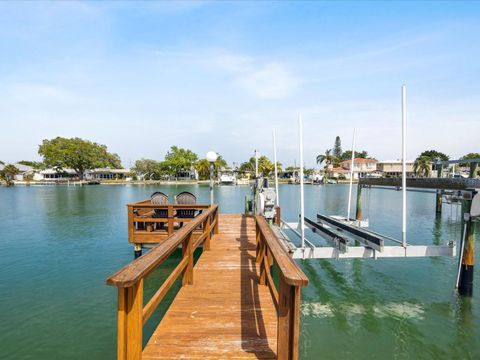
xmin=182 ymin=232 xmax=193 ymax=285
xmin=259 ymin=247 xmax=267 ymax=285
xmin=256 ymin=231 xmax=264 ymax=264
xmin=277 ymin=278 xmax=301 ymax=360
xmin=167 ymin=205 xmax=174 ymax=236
xmin=205 ymin=214 xmax=211 ymax=251
xmin=275 ymin=206 xmax=281 ymax=226
xmin=213 ymin=206 xmax=219 ymax=234
xmin=127 ymin=205 xmax=134 ymax=242
xmin=118 ymin=279 xmax=143 ymax=360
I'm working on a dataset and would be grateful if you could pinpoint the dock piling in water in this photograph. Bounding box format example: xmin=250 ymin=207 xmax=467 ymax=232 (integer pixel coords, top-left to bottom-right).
xmin=355 ymin=183 xmax=363 ymax=221
xmin=436 ymin=190 xmax=443 ymax=214
xmin=459 ymin=190 xmax=476 ymax=297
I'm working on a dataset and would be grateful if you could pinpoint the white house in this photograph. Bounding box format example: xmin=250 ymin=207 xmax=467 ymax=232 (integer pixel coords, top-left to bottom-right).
xmin=85 ymin=168 xmax=132 ymax=181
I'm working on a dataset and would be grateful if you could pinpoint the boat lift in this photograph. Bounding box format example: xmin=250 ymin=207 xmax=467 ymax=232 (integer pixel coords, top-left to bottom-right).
xmin=252 ymin=85 xmax=479 ymax=296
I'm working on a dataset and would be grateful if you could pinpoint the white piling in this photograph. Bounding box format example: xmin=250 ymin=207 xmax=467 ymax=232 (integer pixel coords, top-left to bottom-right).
xmin=298 ymin=114 xmax=305 ymax=249
xmin=402 ymin=84 xmax=407 ymax=247
xmin=255 ymin=149 xmax=259 ymax=178
xmin=347 ymin=128 xmax=357 ymax=222
xmin=273 ymin=130 xmax=280 ymax=207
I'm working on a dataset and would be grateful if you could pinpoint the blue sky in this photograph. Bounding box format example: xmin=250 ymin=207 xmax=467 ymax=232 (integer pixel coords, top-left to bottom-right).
xmin=1 ymin=1 xmax=479 ymax=167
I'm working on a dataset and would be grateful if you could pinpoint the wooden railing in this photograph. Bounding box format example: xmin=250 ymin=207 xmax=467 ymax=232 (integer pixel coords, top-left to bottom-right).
xmin=255 ymin=215 xmax=309 ymax=360
xmin=106 ymin=204 xmax=219 ymax=360
xmin=127 ymin=201 xmax=212 ymax=244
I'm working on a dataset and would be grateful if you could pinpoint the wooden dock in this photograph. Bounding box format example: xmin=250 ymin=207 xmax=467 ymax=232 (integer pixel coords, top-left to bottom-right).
xmin=107 ymin=205 xmax=308 ymax=360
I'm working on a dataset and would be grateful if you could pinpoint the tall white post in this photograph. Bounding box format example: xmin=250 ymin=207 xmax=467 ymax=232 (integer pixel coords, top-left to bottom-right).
xmin=402 ymin=84 xmax=407 ymax=247
xmin=347 ymin=128 xmax=357 ymax=221
xmin=298 ymin=114 xmax=305 ymax=249
xmin=255 ymin=149 xmax=259 ymax=178
xmin=273 ymin=130 xmax=280 ymax=207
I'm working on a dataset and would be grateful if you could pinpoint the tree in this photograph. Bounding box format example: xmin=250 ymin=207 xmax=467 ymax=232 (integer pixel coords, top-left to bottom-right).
xmin=460 ymin=153 xmax=480 ymax=178
xmin=285 ymin=166 xmax=299 ymax=171
xmin=0 ymin=160 xmax=4 ymax=165
xmin=339 ymin=150 xmax=369 ymax=161
xmin=195 ymin=159 xmax=210 ymax=180
xmin=239 ymin=160 xmax=254 ymax=173
xmin=194 ymin=155 xmax=228 ymax=180
xmin=239 ymin=156 xmax=275 ymax=177
xmin=316 ymin=149 xmax=337 ymax=168
xmin=333 ymin=136 xmax=342 ymax=158
xmin=0 ymin=164 xmax=19 ymax=186
xmin=417 ymin=150 xmax=449 ymax=170
xmin=162 ymin=146 xmax=198 ymax=178
xmin=304 ymin=168 xmax=314 ymax=176
xmin=413 ymin=156 xmax=431 ymax=177
xmin=38 ymin=137 xmax=121 ymax=180
xmin=132 ymin=159 xmax=165 ymax=180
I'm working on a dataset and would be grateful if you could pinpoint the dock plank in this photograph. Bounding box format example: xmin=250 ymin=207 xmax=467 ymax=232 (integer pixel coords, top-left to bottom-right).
xmin=142 ymin=215 xmax=277 ymax=359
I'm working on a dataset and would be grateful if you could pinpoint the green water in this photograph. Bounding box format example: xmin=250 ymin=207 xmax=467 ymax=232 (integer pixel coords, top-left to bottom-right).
xmin=0 ymin=184 xmax=478 ymax=359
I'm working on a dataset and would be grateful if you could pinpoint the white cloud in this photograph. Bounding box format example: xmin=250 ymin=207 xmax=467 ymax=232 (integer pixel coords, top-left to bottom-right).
xmin=213 ymin=53 xmax=301 ymax=99
xmin=237 ymin=63 xmax=300 ymax=99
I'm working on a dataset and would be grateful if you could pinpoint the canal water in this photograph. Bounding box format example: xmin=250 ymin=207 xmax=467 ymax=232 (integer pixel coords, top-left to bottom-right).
xmin=0 ymin=184 xmax=478 ymax=359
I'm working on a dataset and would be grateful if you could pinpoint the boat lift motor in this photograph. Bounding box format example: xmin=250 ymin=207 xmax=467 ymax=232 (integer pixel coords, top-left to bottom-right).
xmin=254 ymin=178 xmax=277 ymax=222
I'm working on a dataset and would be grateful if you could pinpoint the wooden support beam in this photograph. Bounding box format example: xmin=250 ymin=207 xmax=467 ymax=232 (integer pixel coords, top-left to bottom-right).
xmin=277 ymin=278 xmax=301 ymax=360
xmin=117 ymin=280 xmax=143 ymax=360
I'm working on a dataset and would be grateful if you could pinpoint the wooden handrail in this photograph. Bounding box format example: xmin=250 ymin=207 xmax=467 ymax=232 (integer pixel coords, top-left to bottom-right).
xmin=255 ymin=214 xmax=308 ymax=360
xmin=108 ymin=205 xmax=218 ymax=287
xmin=127 ymin=202 xmax=211 ymax=209
xmin=255 ymin=215 xmax=308 ymax=287
xmin=106 ymin=204 xmax=219 ymax=360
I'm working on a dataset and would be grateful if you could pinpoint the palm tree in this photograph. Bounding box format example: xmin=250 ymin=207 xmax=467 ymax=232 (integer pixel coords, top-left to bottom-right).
xmin=316 ymin=149 xmax=338 ymax=180
xmin=0 ymin=164 xmax=19 ymax=186
xmin=194 ymin=159 xmax=210 ymax=180
xmin=316 ymin=149 xmax=337 ymax=168
xmin=413 ymin=156 xmax=431 ymax=177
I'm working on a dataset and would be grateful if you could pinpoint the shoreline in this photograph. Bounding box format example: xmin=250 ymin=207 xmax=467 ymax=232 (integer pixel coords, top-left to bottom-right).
xmin=5 ymin=179 xmax=334 ymax=186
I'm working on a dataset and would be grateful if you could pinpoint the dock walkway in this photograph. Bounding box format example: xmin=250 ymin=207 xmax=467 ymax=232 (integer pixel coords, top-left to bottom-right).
xmin=143 ymin=215 xmax=277 ymax=359
xmin=107 ymin=204 xmax=308 ymax=360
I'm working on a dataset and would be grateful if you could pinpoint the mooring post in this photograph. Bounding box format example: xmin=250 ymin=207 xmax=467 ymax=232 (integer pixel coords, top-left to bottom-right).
xmin=436 ymin=189 xmax=443 ymax=214
xmin=469 ymin=163 xmax=478 ymax=179
xmin=355 ymin=183 xmax=363 ymax=221
xmin=134 ymin=243 xmax=142 ymax=259
xmin=437 ymin=164 xmax=443 ymax=178
xmin=459 ymin=190 xmax=476 ymax=297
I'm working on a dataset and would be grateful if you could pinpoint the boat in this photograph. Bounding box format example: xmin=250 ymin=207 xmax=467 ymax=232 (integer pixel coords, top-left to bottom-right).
xmin=219 ymin=170 xmax=236 ymax=185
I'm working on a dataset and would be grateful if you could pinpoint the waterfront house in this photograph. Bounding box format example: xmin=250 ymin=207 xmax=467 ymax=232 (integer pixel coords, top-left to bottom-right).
xmin=39 ymin=168 xmax=79 ymax=181
xmin=328 ymin=158 xmax=378 ymax=179
xmin=341 ymin=158 xmax=379 ymax=177
xmin=376 ymin=160 xmax=417 ymax=177
xmin=175 ymin=168 xmax=198 ymax=181
xmin=0 ymin=163 xmax=37 ymax=181
xmin=85 ymin=168 xmax=132 ymax=181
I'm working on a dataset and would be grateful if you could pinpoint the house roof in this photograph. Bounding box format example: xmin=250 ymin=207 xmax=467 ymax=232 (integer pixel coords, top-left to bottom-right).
xmin=340 ymin=158 xmax=378 ymax=165
xmin=87 ymin=168 xmax=130 ymax=174
xmin=329 ymin=167 xmax=349 ymax=173
xmin=0 ymin=163 xmax=34 ymax=172
xmin=40 ymin=168 xmax=78 ymax=175
xmin=378 ymin=160 xmax=415 ymax=164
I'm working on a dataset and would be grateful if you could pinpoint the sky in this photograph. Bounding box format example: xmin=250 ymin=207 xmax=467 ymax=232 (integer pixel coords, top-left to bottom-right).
xmin=1 ymin=1 xmax=479 ymax=168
